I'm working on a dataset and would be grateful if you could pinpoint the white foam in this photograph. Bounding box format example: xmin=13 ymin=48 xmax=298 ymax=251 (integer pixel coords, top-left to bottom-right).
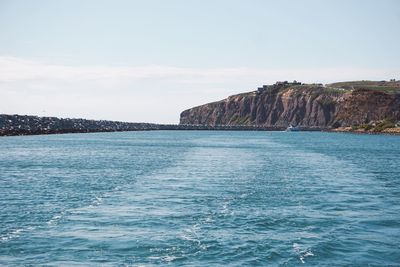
xmin=0 ymin=228 xmax=23 ymax=242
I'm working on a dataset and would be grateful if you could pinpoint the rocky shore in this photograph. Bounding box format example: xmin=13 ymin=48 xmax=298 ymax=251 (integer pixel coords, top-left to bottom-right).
xmin=331 ymin=126 xmax=400 ymax=135
xmin=0 ymin=114 xmax=159 ymax=136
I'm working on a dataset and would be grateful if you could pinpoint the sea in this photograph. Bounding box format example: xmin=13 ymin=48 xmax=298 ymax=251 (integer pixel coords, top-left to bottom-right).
xmin=0 ymin=131 xmax=399 ymax=266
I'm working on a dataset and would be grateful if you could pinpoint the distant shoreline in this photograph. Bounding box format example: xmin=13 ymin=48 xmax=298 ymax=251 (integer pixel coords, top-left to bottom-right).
xmin=1 ymin=114 xmax=399 ymax=137
xmin=0 ymin=114 xmax=285 ymax=137
xmin=328 ymin=127 xmax=400 ymax=136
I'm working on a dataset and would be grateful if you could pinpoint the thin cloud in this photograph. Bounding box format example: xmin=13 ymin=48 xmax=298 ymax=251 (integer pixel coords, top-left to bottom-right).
xmin=0 ymin=56 xmax=398 ymax=85
xmin=0 ymin=55 xmax=398 ymax=123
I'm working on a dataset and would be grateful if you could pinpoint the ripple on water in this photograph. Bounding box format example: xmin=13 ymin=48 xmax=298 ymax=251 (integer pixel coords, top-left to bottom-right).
xmin=0 ymin=131 xmax=399 ymax=266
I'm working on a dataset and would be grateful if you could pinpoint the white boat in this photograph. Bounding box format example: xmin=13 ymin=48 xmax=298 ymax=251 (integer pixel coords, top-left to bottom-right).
xmin=286 ymin=125 xmax=300 ymax=131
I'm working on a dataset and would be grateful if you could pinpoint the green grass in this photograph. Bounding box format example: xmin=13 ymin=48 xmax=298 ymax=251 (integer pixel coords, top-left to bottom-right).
xmin=374 ymin=119 xmax=396 ymax=132
xmin=354 ymin=119 xmax=396 ymax=132
xmin=286 ymin=85 xmax=346 ymax=96
xmin=358 ymin=124 xmax=374 ymax=131
xmin=229 ymin=114 xmax=251 ymax=125
xmin=327 ymin=80 xmax=400 ymax=94
xmin=317 ymin=99 xmax=337 ymax=107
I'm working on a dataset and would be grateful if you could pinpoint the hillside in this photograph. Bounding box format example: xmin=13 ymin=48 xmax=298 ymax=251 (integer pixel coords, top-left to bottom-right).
xmin=180 ymin=80 xmax=400 ymax=131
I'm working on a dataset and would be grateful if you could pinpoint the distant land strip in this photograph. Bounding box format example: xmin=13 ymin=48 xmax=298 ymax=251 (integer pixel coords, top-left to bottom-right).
xmin=0 ymin=114 xmax=299 ymax=136
xmin=2 ymin=114 xmax=399 ymax=136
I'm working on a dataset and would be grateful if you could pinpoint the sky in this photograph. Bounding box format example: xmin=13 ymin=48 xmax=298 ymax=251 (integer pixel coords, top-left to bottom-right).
xmin=0 ymin=0 xmax=399 ymax=123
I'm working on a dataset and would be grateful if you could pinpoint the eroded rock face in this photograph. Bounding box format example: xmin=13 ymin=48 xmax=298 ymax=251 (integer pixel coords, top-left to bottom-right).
xmin=333 ymin=89 xmax=400 ymax=127
xmin=180 ymin=86 xmax=400 ymax=128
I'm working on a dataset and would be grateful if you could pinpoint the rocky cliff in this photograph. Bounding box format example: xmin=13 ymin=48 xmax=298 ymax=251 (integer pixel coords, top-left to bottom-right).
xmin=180 ymin=81 xmax=400 ymax=128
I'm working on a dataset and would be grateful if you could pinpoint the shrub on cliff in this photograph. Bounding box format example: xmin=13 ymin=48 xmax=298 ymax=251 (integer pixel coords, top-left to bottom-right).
xmin=374 ymin=119 xmax=396 ymax=132
xmin=359 ymin=124 xmax=374 ymax=131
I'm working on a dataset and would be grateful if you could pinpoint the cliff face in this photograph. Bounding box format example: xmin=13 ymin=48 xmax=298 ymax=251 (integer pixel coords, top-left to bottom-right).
xmin=180 ymin=82 xmax=400 ymax=128
xmin=334 ymin=89 xmax=400 ymax=126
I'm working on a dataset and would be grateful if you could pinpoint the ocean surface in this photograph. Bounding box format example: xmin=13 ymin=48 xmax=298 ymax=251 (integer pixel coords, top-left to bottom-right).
xmin=0 ymin=131 xmax=399 ymax=266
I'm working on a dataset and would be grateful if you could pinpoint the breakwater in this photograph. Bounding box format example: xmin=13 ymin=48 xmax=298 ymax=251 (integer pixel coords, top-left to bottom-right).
xmin=1 ymin=114 xmax=301 ymax=136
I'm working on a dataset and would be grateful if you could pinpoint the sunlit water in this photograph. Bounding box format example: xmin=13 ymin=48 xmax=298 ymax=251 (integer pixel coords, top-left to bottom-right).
xmin=0 ymin=131 xmax=399 ymax=266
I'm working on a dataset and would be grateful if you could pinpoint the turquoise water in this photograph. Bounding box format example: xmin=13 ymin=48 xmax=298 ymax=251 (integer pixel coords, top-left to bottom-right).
xmin=0 ymin=131 xmax=399 ymax=266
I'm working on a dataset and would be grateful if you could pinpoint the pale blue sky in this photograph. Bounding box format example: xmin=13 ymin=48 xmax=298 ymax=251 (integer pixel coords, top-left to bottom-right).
xmin=0 ymin=0 xmax=399 ymax=123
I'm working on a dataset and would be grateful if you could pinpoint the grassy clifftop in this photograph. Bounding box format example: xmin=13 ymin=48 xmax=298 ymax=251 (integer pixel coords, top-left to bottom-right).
xmin=326 ymin=80 xmax=400 ymax=94
xmin=252 ymin=80 xmax=400 ymax=96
